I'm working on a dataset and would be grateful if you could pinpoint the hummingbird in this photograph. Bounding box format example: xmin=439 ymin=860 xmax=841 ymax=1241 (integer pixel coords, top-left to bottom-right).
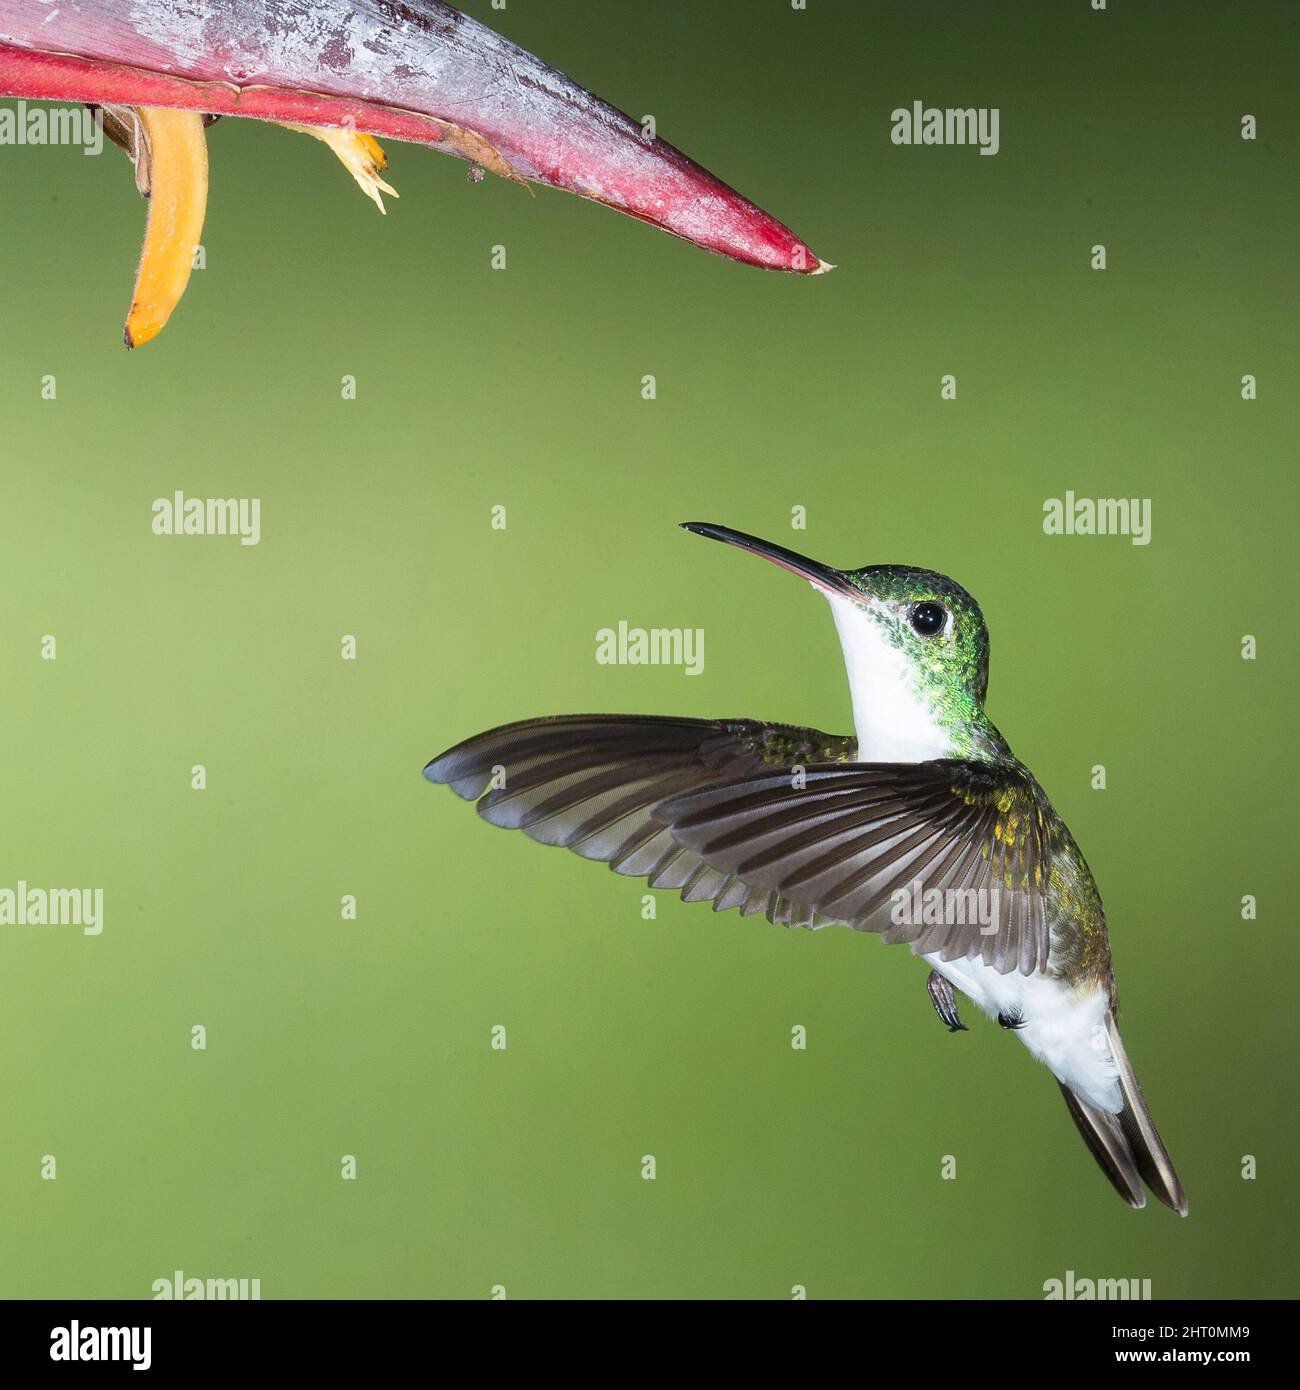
xmin=424 ymin=523 xmax=1187 ymax=1214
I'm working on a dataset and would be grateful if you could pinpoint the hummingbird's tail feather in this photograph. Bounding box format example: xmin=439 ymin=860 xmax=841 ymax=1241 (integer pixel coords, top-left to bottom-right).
xmin=1057 ymin=1081 xmax=1145 ymax=1209
xmin=1106 ymin=1015 xmax=1189 ymax=1216
xmin=1059 ymin=1017 xmax=1188 ymax=1215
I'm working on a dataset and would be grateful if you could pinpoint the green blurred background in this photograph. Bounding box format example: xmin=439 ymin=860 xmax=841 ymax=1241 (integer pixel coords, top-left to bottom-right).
xmin=0 ymin=0 xmax=1294 ymax=1299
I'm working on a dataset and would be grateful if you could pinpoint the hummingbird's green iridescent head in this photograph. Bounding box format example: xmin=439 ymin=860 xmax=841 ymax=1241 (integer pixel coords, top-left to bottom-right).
xmin=682 ymin=522 xmax=1001 ymax=761
xmin=836 ymin=564 xmax=991 ymax=707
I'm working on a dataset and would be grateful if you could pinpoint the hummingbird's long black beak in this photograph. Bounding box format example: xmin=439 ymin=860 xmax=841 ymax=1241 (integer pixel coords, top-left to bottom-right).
xmin=680 ymin=523 xmax=855 ymax=598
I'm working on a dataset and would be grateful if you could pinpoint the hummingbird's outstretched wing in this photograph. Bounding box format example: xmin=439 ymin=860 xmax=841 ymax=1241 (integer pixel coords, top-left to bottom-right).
xmin=426 ymin=715 xmax=856 ymax=926
xmin=425 ymin=717 xmax=1057 ymax=975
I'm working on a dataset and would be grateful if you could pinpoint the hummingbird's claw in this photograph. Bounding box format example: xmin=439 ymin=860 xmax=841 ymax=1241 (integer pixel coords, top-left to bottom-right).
xmin=998 ymin=1009 xmax=1028 ymax=1031
xmin=926 ymin=970 xmax=969 ymax=1033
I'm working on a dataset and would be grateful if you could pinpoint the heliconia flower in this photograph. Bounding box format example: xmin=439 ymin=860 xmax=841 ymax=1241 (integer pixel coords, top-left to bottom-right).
xmin=0 ymin=0 xmax=831 ymax=346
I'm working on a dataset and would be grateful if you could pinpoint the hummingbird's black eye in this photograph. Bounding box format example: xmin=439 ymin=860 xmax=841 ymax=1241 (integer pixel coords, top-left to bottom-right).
xmin=909 ymin=602 xmax=947 ymax=637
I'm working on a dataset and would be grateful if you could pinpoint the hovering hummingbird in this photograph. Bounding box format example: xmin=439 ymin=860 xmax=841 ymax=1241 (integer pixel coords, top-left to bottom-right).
xmin=424 ymin=523 xmax=1187 ymax=1214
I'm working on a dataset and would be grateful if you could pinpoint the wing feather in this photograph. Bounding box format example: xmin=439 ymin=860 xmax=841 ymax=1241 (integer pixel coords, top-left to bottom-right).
xmin=425 ymin=715 xmax=1070 ymax=975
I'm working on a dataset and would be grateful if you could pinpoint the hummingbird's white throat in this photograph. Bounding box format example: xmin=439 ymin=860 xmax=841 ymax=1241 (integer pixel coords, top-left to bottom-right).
xmin=823 ymin=590 xmax=954 ymax=763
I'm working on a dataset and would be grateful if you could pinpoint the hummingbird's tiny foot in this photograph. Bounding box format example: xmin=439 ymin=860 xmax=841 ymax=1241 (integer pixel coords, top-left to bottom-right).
xmin=926 ymin=970 xmax=968 ymax=1032
xmin=997 ymin=1009 xmax=1027 ymax=1031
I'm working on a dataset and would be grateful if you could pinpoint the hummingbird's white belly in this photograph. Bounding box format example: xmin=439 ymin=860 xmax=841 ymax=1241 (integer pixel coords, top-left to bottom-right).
xmin=923 ymin=952 xmax=1122 ymax=1112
